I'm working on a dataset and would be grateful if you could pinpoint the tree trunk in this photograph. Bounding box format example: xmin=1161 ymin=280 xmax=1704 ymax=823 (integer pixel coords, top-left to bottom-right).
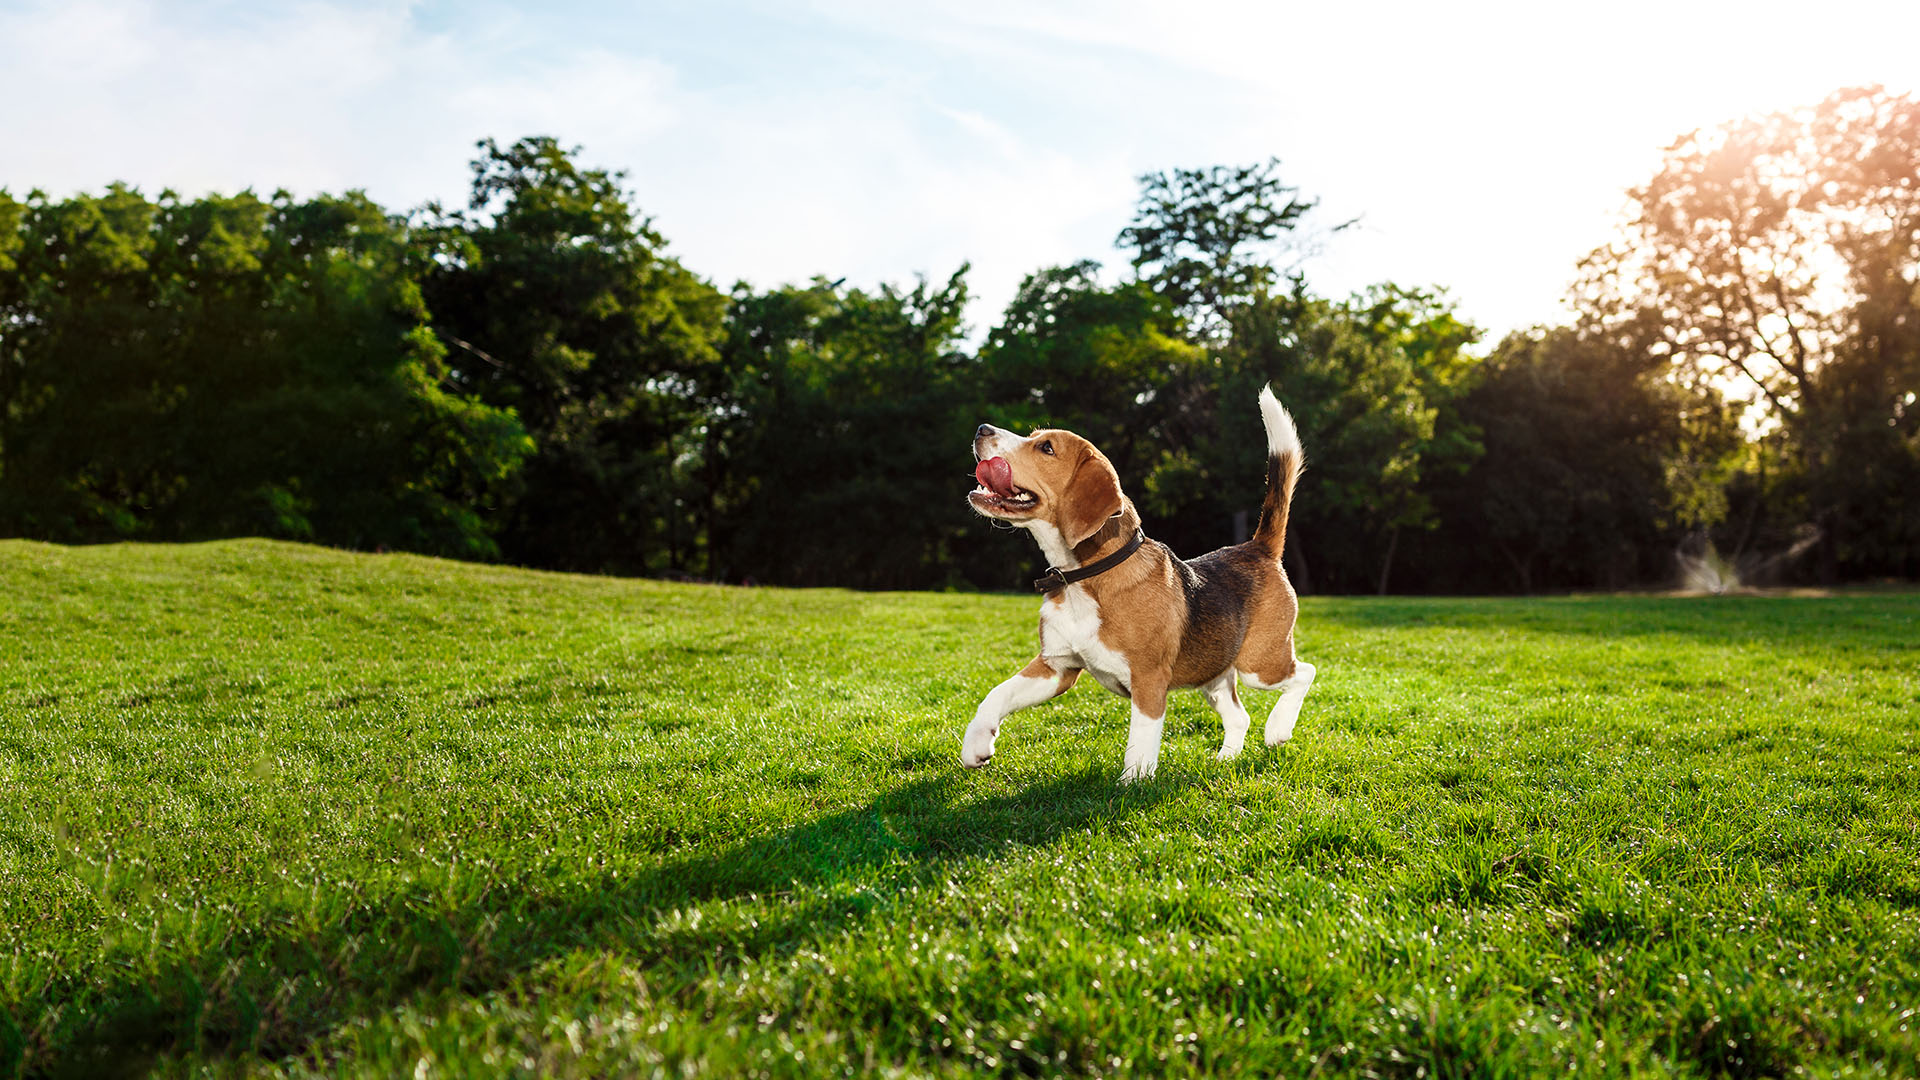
xmin=664 ymin=426 xmax=681 ymax=574
xmin=704 ymin=418 xmax=720 ymax=581
xmin=1375 ymin=526 xmax=1400 ymax=596
xmin=1799 ymin=396 xmax=1841 ymax=586
xmin=1818 ymin=508 xmax=1841 ymax=585
xmin=1495 ymin=540 xmax=1531 ymax=594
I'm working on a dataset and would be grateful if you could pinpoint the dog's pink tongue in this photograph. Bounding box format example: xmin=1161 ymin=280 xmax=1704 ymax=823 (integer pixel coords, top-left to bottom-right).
xmin=975 ymin=457 xmax=1015 ymax=497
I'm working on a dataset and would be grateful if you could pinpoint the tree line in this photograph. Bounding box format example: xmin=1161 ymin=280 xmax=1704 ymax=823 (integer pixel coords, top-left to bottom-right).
xmin=2 ymin=87 xmax=1915 ymax=593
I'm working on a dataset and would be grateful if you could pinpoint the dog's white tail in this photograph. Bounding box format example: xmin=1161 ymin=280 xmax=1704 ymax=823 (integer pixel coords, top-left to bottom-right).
xmin=1251 ymin=385 xmax=1305 ymax=559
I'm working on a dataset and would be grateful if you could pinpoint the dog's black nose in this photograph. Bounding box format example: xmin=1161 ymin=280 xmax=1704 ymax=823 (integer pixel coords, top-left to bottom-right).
xmin=976 ymin=423 xmax=994 ymax=438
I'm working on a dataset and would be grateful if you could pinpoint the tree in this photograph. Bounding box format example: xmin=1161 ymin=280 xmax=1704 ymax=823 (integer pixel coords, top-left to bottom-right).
xmin=418 ymin=137 xmax=726 ymax=574
xmin=1216 ymin=284 xmax=1480 ymax=594
xmin=0 ymin=186 xmax=529 ymax=555
xmin=1116 ymin=159 xmax=1333 ymax=340
xmin=0 ymin=190 xmax=22 ymax=440
xmin=715 ymin=269 xmax=979 ymax=589
xmin=975 ymin=263 xmax=1205 ymax=511
xmin=1577 ymin=86 xmax=1920 ymax=580
xmin=1425 ymin=327 xmax=1740 ymax=592
xmin=1814 ymin=88 xmax=1920 ymax=577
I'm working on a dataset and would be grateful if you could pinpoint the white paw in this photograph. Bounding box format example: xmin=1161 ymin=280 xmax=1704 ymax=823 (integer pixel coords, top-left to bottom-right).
xmin=960 ymin=724 xmax=998 ymax=768
xmin=1215 ymin=744 xmax=1243 ymax=762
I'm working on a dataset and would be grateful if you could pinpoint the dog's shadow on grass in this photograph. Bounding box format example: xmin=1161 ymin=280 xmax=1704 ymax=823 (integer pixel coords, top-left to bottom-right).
xmin=35 ymin=767 xmax=1171 ymax=1078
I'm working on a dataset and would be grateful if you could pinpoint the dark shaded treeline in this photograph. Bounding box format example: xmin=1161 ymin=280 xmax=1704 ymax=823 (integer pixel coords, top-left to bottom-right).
xmin=3 ymin=88 xmax=1917 ymax=592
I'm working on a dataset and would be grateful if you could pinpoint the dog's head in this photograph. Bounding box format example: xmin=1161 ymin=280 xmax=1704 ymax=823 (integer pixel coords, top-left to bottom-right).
xmin=969 ymin=424 xmax=1123 ymax=547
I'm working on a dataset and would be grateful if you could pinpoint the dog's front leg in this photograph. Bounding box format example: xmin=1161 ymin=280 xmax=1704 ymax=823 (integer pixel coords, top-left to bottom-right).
xmin=961 ymin=657 xmax=1080 ymax=768
xmin=1119 ymin=674 xmax=1170 ymax=783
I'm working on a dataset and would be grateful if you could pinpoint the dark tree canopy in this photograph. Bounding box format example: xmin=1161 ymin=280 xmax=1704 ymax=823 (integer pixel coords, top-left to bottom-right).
xmin=418 ymin=137 xmax=726 ymax=574
xmin=0 ymin=186 xmax=527 ymax=557
xmin=3 ymin=95 xmax=1914 ymax=589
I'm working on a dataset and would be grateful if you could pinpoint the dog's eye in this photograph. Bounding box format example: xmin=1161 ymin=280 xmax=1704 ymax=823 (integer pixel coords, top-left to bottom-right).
xmin=1038 ymin=440 xmax=1055 ymax=455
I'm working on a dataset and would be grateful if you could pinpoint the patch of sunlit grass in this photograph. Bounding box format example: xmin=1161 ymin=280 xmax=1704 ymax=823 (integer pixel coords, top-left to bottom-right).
xmin=2 ymin=539 xmax=1916 ymax=1076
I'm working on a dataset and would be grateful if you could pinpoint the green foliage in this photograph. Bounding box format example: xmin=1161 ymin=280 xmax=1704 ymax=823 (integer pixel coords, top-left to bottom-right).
xmin=1817 ymin=91 xmax=1920 ymax=576
xmin=418 ymin=137 xmax=726 ymax=574
xmin=714 ymin=270 xmax=980 ymax=588
xmin=1424 ymin=327 xmax=1742 ymax=592
xmin=1116 ymin=158 xmax=1321 ymax=338
xmin=1580 ymin=85 xmax=1920 ymax=581
xmin=4 ymin=541 xmax=1918 ymax=1075
xmin=3 ymin=116 xmax=1912 ymax=590
xmin=976 ymin=262 xmax=1206 ymax=508
xmin=1214 ymin=284 xmax=1481 ymax=593
xmin=0 ymin=187 xmax=527 ymax=557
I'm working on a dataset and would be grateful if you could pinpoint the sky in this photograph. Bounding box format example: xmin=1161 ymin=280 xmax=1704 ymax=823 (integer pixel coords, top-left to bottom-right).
xmin=4 ymin=0 xmax=1918 ymax=343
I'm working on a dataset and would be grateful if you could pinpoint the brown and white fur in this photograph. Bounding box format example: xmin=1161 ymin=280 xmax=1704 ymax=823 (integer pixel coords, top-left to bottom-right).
xmin=963 ymin=385 xmax=1315 ymax=782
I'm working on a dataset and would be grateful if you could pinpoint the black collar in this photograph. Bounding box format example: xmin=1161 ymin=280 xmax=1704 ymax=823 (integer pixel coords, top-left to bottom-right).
xmin=1034 ymin=528 xmax=1147 ymax=594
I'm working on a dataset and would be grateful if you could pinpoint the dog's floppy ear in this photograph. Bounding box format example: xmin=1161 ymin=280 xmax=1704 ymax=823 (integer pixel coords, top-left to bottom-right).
xmin=1060 ymin=451 xmax=1123 ymax=547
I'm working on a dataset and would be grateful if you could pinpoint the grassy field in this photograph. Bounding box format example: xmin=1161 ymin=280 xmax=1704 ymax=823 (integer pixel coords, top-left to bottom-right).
xmin=2 ymin=539 xmax=1918 ymax=1078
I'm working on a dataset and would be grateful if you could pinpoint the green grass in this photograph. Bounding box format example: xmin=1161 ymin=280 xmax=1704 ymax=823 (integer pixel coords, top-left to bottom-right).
xmin=3 ymin=539 xmax=1918 ymax=1078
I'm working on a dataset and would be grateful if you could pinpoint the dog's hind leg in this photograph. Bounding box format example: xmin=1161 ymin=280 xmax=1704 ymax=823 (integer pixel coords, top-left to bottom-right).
xmin=1203 ymin=669 xmax=1252 ymax=761
xmin=1242 ymin=661 xmax=1316 ymax=746
xmin=961 ymin=657 xmax=1080 ymax=768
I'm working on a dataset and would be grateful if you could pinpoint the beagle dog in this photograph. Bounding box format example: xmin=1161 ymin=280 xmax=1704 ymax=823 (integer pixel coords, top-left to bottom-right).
xmin=963 ymin=385 xmax=1315 ymax=781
